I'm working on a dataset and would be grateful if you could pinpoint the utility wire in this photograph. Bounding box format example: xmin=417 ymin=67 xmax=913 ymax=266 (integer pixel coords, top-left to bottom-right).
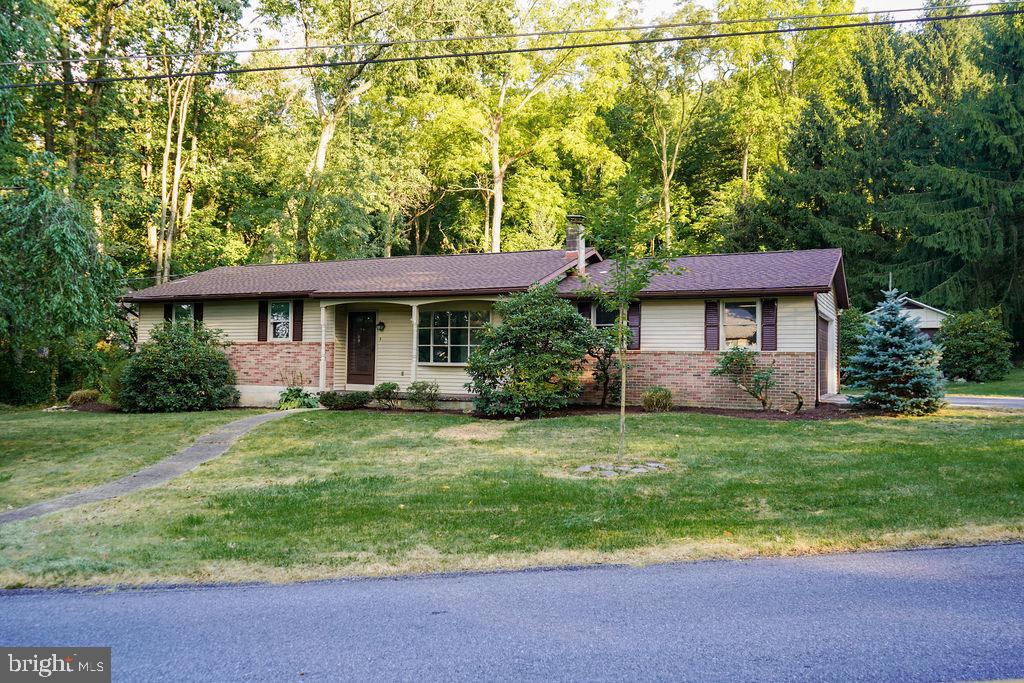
xmin=1 ymin=0 xmax=1015 ymax=68
xmin=4 ymin=8 xmax=1021 ymax=90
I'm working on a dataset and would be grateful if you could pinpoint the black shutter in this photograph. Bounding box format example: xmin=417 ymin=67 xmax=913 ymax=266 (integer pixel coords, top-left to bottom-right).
xmin=163 ymin=303 xmax=173 ymax=321
xmin=627 ymin=302 xmax=641 ymax=350
xmin=193 ymin=302 xmax=204 ymax=324
xmin=761 ymin=299 xmax=777 ymax=351
xmin=292 ymin=300 xmax=304 ymax=341
xmin=577 ymin=300 xmax=592 ymax=322
xmin=704 ymin=301 xmax=719 ymax=351
xmin=257 ymin=300 xmax=268 ymax=341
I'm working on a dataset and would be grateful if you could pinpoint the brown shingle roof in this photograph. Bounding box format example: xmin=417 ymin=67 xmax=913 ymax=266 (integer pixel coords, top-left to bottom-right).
xmin=122 ymin=247 xmax=847 ymax=308
xmin=559 ymin=248 xmax=848 ymax=307
xmin=123 ymin=249 xmax=591 ymax=302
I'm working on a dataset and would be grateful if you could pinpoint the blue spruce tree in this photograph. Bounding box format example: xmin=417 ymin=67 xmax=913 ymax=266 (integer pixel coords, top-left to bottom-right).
xmin=844 ymin=289 xmax=944 ymax=415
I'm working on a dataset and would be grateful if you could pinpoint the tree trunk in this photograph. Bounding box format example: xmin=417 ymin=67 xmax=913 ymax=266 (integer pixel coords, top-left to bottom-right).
xmin=488 ymin=115 xmax=503 ymax=253
xmin=58 ymin=33 xmax=78 ymax=181
xmin=163 ymin=76 xmax=194 ymax=283
xmin=740 ymin=134 xmax=751 ymax=197
xmin=661 ymin=174 xmax=672 ymax=247
xmin=296 ymin=114 xmax=338 ymax=262
xmin=618 ymin=301 xmax=628 ymax=459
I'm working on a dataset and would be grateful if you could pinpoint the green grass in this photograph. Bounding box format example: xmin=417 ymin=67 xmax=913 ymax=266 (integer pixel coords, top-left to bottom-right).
xmin=945 ymin=367 xmax=1024 ymax=397
xmin=1 ymin=408 xmax=1022 ymax=587
xmin=0 ymin=409 xmax=263 ymax=508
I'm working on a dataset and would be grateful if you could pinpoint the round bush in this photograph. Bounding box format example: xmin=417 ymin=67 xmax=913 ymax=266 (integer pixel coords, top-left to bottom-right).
xmin=935 ymin=308 xmax=1013 ymax=382
xmin=67 ymin=388 xmax=100 ymax=407
xmin=640 ymin=387 xmax=673 ymax=412
xmin=465 ymin=283 xmax=600 ymax=417
xmin=118 ymin=322 xmax=239 ymax=413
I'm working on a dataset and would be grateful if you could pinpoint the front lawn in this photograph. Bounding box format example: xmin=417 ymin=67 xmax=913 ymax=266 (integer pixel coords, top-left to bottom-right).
xmin=945 ymin=367 xmax=1024 ymax=398
xmin=0 ymin=409 xmax=264 ymax=508
xmin=1 ymin=408 xmax=1022 ymax=587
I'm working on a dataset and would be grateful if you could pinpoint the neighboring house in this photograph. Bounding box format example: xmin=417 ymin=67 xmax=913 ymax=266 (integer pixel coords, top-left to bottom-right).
xmin=123 ymin=234 xmax=848 ymax=410
xmin=869 ymin=295 xmax=948 ymax=339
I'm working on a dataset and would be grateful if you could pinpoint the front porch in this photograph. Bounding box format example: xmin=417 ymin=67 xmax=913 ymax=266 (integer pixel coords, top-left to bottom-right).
xmin=316 ymin=297 xmax=498 ymax=395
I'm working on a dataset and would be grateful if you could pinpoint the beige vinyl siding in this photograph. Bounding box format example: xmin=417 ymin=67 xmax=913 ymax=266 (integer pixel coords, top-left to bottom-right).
xmin=776 ymin=296 xmax=816 ymax=352
xmin=201 ymin=301 xmax=259 ymax=341
xmin=333 ymin=311 xmax=347 ymax=389
xmin=639 ymin=300 xmax=704 ymax=351
xmin=817 ymin=291 xmax=837 ymax=321
xmin=137 ymin=303 xmax=163 ymax=343
xmin=140 ymin=298 xmax=331 ymax=344
xmin=638 ymin=297 xmax=817 ymax=352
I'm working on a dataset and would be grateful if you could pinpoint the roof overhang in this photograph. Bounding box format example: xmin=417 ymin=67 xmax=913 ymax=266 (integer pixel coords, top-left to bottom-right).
xmin=559 ymin=286 xmax=830 ymax=300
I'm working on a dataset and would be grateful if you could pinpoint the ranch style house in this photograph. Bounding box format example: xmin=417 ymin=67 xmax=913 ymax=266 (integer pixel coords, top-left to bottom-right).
xmin=123 ymin=230 xmax=848 ymax=410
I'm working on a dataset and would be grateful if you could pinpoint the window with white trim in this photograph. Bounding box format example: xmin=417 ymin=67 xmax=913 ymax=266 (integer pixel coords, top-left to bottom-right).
xmin=269 ymin=301 xmax=292 ymax=340
xmin=418 ymin=310 xmax=489 ymax=364
xmin=722 ymin=300 xmax=759 ymax=348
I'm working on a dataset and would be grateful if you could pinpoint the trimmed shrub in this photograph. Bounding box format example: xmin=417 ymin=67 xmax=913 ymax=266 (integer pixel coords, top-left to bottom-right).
xmin=407 ymin=380 xmax=440 ymax=411
xmin=466 ymin=283 xmax=599 ymax=417
xmin=371 ymin=382 xmax=400 ymax=409
xmin=118 ymin=322 xmax=239 ymax=413
xmin=711 ymin=346 xmax=779 ymax=410
xmin=67 ymin=388 xmax=100 ymax=406
xmin=277 ymin=386 xmax=319 ymax=410
xmin=935 ymin=308 xmax=1013 ymax=382
xmin=320 ymin=390 xmax=371 ymax=410
xmin=640 ymin=387 xmax=673 ymax=412
xmin=845 ymin=289 xmax=944 ymax=415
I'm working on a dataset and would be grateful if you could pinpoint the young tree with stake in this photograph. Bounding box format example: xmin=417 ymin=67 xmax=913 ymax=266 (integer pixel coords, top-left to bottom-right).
xmin=581 ymin=179 xmax=680 ymax=457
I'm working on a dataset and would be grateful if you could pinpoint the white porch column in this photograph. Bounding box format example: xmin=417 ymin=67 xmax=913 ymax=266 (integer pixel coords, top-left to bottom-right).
xmin=410 ymin=304 xmax=419 ymax=383
xmin=318 ymin=303 xmax=327 ymax=391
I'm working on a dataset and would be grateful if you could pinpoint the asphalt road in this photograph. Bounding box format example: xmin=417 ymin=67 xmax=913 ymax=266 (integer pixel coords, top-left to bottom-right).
xmin=2 ymin=544 xmax=1022 ymax=682
xmin=945 ymin=395 xmax=1024 ymax=409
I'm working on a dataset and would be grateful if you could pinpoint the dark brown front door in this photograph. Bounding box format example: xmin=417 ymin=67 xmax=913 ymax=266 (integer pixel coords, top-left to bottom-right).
xmin=816 ymin=315 xmax=829 ymax=397
xmin=347 ymin=312 xmax=376 ymax=385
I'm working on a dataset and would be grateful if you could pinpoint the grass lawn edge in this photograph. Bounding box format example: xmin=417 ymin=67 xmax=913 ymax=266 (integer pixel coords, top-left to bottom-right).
xmin=3 ymin=523 xmax=1023 ymax=590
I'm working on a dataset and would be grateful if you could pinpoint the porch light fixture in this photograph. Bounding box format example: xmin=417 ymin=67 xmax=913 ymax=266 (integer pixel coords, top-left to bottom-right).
xmin=376 ymin=321 xmax=386 ymax=331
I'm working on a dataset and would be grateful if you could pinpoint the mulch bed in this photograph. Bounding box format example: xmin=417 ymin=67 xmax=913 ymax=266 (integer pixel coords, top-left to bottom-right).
xmin=73 ymin=401 xmax=119 ymax=413
xmin=541 ymin=403 xmax=864 ymax=421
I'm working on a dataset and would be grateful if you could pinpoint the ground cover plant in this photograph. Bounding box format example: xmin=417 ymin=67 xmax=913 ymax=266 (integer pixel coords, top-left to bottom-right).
xmin=1 ymin=407 xmax=1021 ymax=587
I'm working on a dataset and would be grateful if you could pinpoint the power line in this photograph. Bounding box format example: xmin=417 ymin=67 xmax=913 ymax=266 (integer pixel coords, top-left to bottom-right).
xmin=1 ymin=0 xmax=1013 ymax=68
xmin=4 ymin=8 xmax=1021 ymax=90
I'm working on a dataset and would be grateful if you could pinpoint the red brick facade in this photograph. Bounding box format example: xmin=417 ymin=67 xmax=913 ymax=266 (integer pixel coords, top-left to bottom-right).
xmin=580 ymin=350 xmax=817 ymax=411
xmin=225 ymin=342 xmax=335 ymax=386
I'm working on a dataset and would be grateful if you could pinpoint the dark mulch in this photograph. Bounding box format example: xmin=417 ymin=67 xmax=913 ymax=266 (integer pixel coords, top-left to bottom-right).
xmin=74 ymin=401 xmax=119 ymax=413
xmin=514 ymin=402 xmax=870 ymax=421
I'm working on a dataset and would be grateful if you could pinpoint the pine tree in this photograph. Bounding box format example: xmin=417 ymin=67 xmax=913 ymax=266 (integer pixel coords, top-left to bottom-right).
xmin=845 ymin=289 xmax=944 ymax=415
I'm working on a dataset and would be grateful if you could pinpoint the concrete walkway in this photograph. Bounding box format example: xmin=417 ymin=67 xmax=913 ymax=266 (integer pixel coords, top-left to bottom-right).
xmin=0 ymin=409 xmax=305 ymax=526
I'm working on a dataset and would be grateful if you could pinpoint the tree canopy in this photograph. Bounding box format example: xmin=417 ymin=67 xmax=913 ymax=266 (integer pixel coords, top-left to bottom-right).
xmin=2 ymin=0 xmax=1022 ymax=376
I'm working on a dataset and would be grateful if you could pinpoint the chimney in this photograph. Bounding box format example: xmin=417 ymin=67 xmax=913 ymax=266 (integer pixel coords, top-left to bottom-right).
xmin=566 ymin=214 xmax=586 ymax=275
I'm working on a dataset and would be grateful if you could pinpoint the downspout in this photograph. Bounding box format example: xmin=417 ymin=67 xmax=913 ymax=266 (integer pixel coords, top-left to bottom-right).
xmin=410 ymin=303 xmax=419 ymax=384
xmin=319 ymin=304 xmax=327 ymax=391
